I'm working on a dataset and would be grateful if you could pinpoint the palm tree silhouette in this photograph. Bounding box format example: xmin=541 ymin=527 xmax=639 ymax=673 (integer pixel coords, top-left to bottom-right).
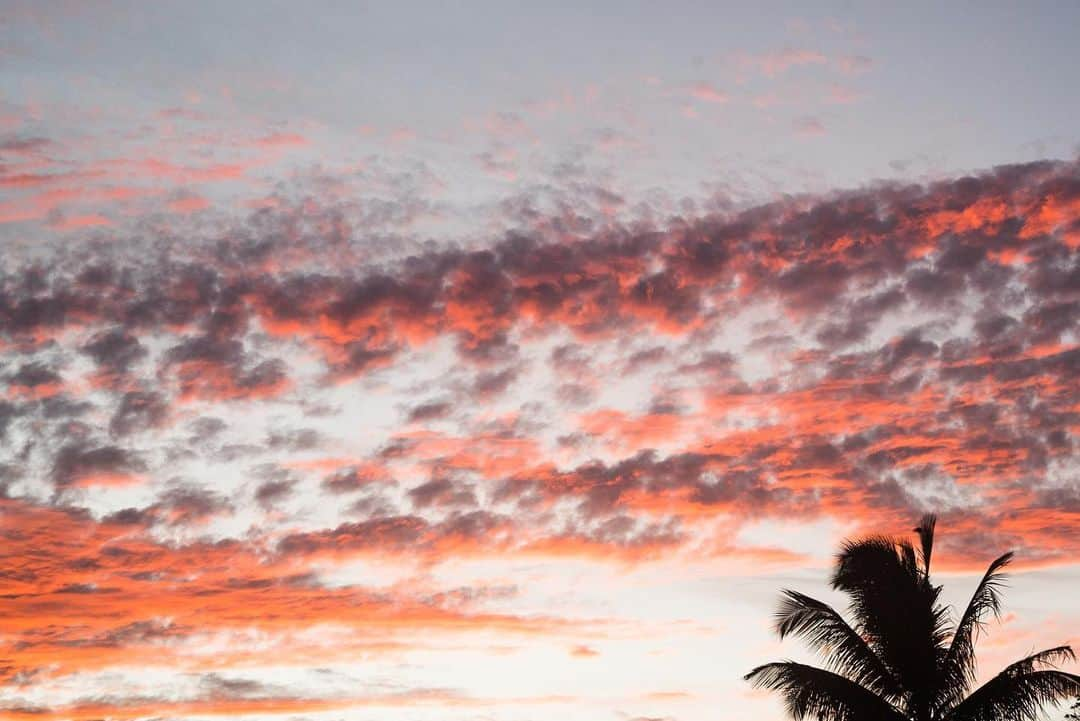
xmin=746 ymin=514 xmax=1080 ymax=721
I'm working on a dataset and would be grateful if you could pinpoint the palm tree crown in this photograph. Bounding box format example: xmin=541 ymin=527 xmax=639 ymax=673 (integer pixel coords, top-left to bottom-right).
xmin=746 ymin=514 xmax=1080 ymax=721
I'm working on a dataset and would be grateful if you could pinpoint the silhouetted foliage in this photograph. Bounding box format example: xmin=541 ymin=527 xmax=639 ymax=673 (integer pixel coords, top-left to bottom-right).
xmin=746 ymin=514 xmax=1080 ymax=721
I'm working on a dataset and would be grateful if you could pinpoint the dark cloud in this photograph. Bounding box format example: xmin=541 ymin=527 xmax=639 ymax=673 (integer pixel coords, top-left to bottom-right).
xmin=163 ymin=335 xmax=288 ymax=400
xmin=321 ymin=465 xmax=393 ymax=494
xmin=255 ymin=478 xmax=295 ymax=509
xmin=0 ymin=136 xmax=54 ymax=154
xmin=266 ymin=428 xmax=321 ymax=452
xmin=156 ymin=485 xmax=232 ymax=524
xmin=51 ymin=444 xmax=145 ymax=489
xmin=407 ymin=401 xmax=452 ymax=423
xmin=408 ymin=478 xmax=477 ymax=509
xmin=555 ymin=382 xmax=596 ymax=407
xmin=624 ymin=346 xmax=668 ymax=373
xmin=199 ymin=673 xmax=279 ymax=699
xmin=471 ymin=367 xmax=519 ymax=399
xmin=110 ymin=391 xmax=168 ymax=437
xmin=187 ymin=416 xmax=228 ymax=444
xmin=81 ymin=328 xmax=146 ymax=373
xmin=103 ymin=484 xmax=231 ymax=528
xmin=7 ymin=362 xmax=62 ymax=392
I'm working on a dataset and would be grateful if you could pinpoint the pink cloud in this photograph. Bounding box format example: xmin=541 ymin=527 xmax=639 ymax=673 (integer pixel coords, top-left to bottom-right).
xmin=737 ymin=48 xmax=828 ymax=77
xmin=134 ymin=157 xmax=249 ymax=182
xmin=49 ymin=212 xmax=112 ymax=229
xmin=168 ymin=194 xmax=210 ymax=214
xmin=254 ymin=132 xmax=308 ymax=148
xmin=793 ymin=116 xmax=826 ymax=136
xmin=826 ymin=84 xmax=864 ymax=104
xmin=388 ymin=127 xmax=417 ymax=144
xmin=835 ymin=54 xmax=874 ymax=74
xmin=688 ymin=83 xmax=729 ymax=104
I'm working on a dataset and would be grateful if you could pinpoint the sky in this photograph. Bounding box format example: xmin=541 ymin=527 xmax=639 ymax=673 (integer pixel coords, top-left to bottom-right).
xmin=1 ymin=2 xmax=1079 ymax=720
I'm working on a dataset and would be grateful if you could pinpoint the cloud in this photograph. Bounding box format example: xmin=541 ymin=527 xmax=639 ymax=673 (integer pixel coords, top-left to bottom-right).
xmin=163 ymin=335 xmax=290 ymax=401
xmin=1 ymin=158 xmax=1079 ymax=714
xmin=109 ymin=391 xmax=169 ymax=436
xmin=793 ymin=116 xmax=826 ymax=136
xmin=735 ymin=48 xmax=828 ymax=77
xmin=0 ymin=496 xmax=586 ymax=696
xmin=407 ymin=400 xmax=453 ymax=423
xmin=0 ymin=135 xmax=54 ymax=154
xmin=835 ymin=54 xmax=874 ymax=74
xmin=7 ymin=362 xmax=63 ymax=398
xmin=51 ymin=444 xmax=146 ymax=489
xmin=688 ymin=83 xmax=729 ymax=104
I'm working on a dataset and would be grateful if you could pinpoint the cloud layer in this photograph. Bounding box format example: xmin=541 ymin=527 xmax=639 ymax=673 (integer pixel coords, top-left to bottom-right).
xmin=1 ymin=158 xmax=1078 ymax=717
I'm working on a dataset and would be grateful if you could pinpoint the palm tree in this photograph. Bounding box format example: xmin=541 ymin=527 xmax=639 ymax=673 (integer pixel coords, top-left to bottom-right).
xmin=745 ymin=514 xmax=1080 ymax=721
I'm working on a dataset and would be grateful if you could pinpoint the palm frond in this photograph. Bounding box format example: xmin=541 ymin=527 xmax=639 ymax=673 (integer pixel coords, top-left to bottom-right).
xmin=775 ymin=590 xmax=901 ymax=699
xmin=936 ymin=552 xmax=1014 ymax=711
xmin=942 ymin=647 xmax=1080 ymax=721
xmin=745 ymin=661 xmax=908 ymax=721
xmin=914 ymin=513 xmax=937 ymax=575
xmin=1002 ymin=646 xmax=1076 ymax=675
xmin=831 ymin=534 xmax=950 ymax=713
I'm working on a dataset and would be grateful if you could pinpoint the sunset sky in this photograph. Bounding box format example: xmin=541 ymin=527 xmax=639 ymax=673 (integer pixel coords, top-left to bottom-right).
xmin=1 ymin=2 xmax=1079 ymax=720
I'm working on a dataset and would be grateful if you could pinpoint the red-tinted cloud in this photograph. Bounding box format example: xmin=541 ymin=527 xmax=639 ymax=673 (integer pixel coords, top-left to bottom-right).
xmin=1 ymin=158 xmax=1079 ymax=716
